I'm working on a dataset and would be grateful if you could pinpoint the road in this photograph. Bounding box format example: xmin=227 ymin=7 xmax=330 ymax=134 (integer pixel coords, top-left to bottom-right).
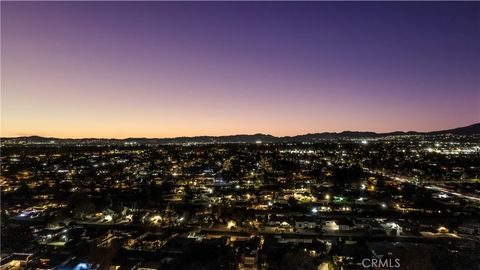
xmin=369 ymin=170 xmax=480 ymax=203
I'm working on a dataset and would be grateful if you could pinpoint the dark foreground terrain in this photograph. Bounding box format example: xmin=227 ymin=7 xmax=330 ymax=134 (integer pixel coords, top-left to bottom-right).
xmin=2 ymin=134 xmax=480 ymax=269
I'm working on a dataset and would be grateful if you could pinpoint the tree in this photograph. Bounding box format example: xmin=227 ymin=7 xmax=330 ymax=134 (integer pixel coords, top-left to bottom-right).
xmin=280 ymin=250 xmax=317 ymax=270
xmin=332 ymin=165 xmax=363 ymax=191
xmin=68 ymin=193 xmax=96 ymax=220
xmin=183 ymin=185 xmax=194 ymax=203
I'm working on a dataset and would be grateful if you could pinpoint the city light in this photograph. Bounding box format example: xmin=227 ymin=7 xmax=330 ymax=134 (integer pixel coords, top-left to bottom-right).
xmin=1 ymin=1 xmax=479 ymax=268
xmin=227 ymin=220 xmax=236 ymax=229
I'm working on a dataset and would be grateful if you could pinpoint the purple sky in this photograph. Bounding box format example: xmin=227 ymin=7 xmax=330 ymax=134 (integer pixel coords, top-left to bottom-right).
xmin=2 ymin=2 xmax=479 ymax=138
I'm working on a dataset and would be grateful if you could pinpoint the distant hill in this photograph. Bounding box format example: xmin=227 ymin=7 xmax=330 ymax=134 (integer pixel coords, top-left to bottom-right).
xmin=426 ymin=123 xmax=480 ymax=136
xmin=3 ymin=123 xmax=479 ymax=144
xmin=285 ymin=123 xmax=480 ymax=141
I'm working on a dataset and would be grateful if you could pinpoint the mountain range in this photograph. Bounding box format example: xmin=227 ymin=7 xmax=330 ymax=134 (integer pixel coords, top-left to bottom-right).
xmin=3 ymin=123 xmax=479 ymax=144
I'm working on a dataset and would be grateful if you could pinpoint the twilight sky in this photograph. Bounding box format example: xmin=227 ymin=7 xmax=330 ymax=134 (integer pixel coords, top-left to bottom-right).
xmin=1 ymin=2 xmax=479 ymax=138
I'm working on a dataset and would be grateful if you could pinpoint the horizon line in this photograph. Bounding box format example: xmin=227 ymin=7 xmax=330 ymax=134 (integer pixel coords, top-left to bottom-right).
xmin=2 ymin=122 xmax=478 ymax=140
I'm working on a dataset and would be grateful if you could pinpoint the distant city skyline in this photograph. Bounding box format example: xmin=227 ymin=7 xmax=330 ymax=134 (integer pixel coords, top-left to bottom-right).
xmin=2 ymin=2 xmax=479 ymax=138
